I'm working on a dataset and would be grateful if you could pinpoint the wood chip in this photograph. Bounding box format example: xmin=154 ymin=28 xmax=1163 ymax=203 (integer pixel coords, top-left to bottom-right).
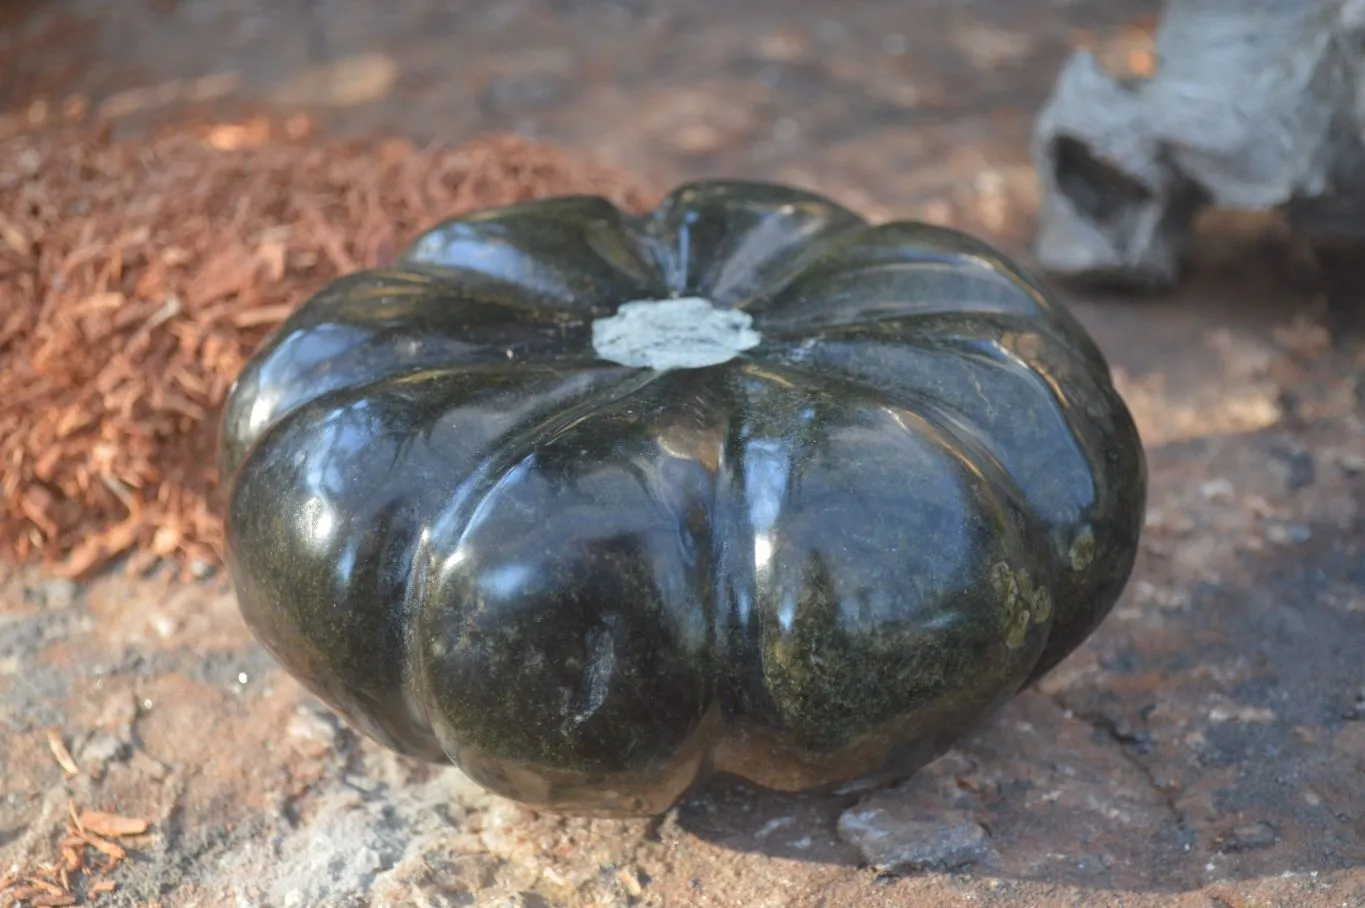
xmin=230 ymin=303 xmax=296 ymax=328
xmin=0 ymin=117 xmax=657 ymax=580
xmin=12 ymin=880 xmax=65 ymax=897
xmin=3 ymin=799 xmax=151 ymax=905
xmin=77 ymin=811 xmax=150 ymax=838
xmin=60 ymin=845 xmax=83 ymax=873
xmin=77 ymin=831 xmax=126 ymax=869
xmin=46 ymin=730 xmax=80 ymax=776
xmin=0 ymin=212 xmax=33 ymax=258
xmin=27 ymin=894 xmax=78 ymax=907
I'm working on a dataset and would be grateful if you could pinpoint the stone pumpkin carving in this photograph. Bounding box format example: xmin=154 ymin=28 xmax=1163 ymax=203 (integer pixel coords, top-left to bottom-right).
xmin=219 ymin=181 xmax=1146 ymax=817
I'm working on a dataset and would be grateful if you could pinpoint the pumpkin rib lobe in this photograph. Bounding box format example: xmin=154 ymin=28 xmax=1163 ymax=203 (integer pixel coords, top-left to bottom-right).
xmin=745 ymin=220 xmax=1109 ymax=371
xmin=750 ymin=328 xmax=1143 ymax=685
xmin=413 ymin=368 xmax=731 ymax=814
xmin=710 ymin=364 xmax=1053 ymax=791
xmin=225 ymin=365 xmax=644 ymax=765
xmin=402 ymin=194 xmax=667 ymax=313
xmin=635 ymin=180 xmax=869 ymax=306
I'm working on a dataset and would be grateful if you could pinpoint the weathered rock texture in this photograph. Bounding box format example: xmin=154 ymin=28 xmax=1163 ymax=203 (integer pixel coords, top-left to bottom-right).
xmin=1033 ymin=0 xmax=1365 ymax=287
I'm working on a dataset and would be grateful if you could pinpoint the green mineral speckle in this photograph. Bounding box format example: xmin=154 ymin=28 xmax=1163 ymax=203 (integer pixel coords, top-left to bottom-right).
xmin=1069 ymin=525 xmax=1095 ymax=572
xmin=1027 ymin=575 xmax=1053 ymax=626
xmin=992 ymin=562 xmax=1053 ymax=649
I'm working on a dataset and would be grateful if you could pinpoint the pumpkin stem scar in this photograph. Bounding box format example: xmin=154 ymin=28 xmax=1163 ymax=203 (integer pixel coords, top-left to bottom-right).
xmin=591 ymin=297 xmax=763 ymax=371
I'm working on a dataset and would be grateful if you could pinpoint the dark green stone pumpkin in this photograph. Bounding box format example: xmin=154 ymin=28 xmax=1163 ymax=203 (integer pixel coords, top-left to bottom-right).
xmin=219 ymin=180 xmax=1145 ymax=817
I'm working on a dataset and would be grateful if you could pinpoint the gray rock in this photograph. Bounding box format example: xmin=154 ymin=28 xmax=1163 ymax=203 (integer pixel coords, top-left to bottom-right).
xmin=837 ymin=802 xmax=996 ymax=874
xmin=1031 ymin=0 xmax=1365 ymax=287
xmin=77 ymin=731 xmax=130 ymax=770
xmin=37 ymin=577 xmax=79 ymax=610
xmin=1221 ymin=821 xmax=1281 ymax=853
xmin=221 ymin=760 xmax=493 ymax=907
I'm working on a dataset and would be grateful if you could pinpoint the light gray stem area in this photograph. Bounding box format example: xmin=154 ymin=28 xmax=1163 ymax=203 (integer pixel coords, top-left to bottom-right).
xmin=591 ymin=297 xmax=763 ymax=371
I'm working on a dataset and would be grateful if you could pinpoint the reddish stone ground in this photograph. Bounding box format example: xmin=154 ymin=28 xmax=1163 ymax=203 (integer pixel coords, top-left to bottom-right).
xmin=3 ymin=1 xmax=1365 ymax=906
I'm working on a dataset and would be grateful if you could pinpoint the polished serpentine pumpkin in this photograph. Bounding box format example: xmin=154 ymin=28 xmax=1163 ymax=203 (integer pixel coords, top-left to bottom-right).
xmin=219 ymin=181 xmax=1145 ymax=817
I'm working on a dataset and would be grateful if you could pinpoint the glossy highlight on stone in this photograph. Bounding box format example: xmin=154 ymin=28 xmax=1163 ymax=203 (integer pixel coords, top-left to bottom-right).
xmin=219 ymin=180 xmax=1147 ymax=817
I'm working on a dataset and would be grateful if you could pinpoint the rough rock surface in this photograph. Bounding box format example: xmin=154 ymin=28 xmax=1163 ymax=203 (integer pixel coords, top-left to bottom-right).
xmin=1032 ymin=0 xmax=1365 ymax=287
xmin=837 ymin=784 xmax=998 ymax=876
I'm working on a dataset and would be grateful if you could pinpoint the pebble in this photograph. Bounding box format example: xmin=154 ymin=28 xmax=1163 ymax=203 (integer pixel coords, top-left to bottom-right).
xmin=286 ymin=703 xmax=341 ymax=757
xmin=1265 ymin=522 xmax=1313 ymax=545
xmin=1280 ymin=448 xmax=1317 ymax=491
xmin=79 ymin=731 xmax=129 ymax=770
xmin=837 ymin=804 xmax=996 ymax=874
xmin=1199 ymin=477 xmax=1235 ymax=502
xmin=38 ymin=577 xmax=79 ymax=610
xmin=1221 ymin=821 xmax=1279 ymax=853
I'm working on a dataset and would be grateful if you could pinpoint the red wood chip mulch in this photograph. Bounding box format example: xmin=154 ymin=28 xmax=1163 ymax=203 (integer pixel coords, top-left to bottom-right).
xmin=0 ymin=115 xmax=659 ymax=581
